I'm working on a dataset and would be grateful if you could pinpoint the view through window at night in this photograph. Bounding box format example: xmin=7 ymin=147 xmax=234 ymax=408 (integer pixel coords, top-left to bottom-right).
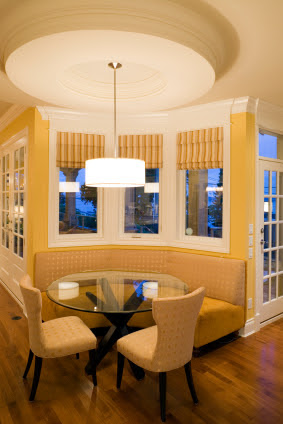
xmin=185 ymin=168 xmax=223 ymax=238
xmin=124 ymin=168 xmax=159 ymax=234
xmin=259 ymin=131 xmax=283 ymax=160
xmin=59 ymin=167 xmax=97 ymax=234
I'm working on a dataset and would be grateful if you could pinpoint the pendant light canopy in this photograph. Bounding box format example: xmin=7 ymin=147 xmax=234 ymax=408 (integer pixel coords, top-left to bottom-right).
xmin=85 ymin=62 xmax=145 ymax=188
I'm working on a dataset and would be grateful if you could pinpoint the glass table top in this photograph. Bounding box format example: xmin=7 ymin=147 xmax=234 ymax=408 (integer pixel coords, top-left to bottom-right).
xmin=46 ymin=270 xmax=189 ymax=314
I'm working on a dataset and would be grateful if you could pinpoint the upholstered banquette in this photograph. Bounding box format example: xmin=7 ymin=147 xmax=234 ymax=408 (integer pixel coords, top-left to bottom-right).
xmin=34 ymin=249 xmax=245 ymax=348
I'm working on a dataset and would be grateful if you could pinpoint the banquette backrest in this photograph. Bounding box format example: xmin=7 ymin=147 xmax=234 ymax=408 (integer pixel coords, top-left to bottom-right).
xmin=34 ymin=249 xmax=245 ymax=307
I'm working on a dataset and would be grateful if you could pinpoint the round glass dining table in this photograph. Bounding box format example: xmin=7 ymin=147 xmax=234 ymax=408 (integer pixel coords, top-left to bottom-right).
xmin=47 ymin=270 xmax=188 ymax=378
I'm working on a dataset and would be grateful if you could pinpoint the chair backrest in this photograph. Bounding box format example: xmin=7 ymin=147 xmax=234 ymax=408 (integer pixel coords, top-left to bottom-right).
xmin=20 ymin=275 xmax=44 ymax=355
xmin=152 ymin=287 xmax=205 ymax=371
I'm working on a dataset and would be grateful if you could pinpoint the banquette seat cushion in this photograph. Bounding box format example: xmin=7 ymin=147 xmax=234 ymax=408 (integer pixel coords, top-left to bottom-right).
xmin=34 ymin=249 xmax=245 ymax=348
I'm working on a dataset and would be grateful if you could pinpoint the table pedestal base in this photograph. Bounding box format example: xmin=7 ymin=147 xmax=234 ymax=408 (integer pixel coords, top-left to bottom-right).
xmin=85 ymin=313 xmax=145 ymax=381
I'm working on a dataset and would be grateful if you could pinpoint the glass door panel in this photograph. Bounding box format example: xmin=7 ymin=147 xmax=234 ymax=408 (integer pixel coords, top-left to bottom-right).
xmin=1 ymin=154 xmax=11 ymax=249
xmin=260 ymin=161 xmax=283 ymax=322
xmin=0 ymin=141 xmax=26 ymax=302
xmin=12 ymin=146 xmax=25 ymax=258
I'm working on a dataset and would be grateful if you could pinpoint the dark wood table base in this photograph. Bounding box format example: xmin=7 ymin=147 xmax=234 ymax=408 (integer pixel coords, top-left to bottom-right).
xmin=85 ymin=312 xmax=145 ymax=380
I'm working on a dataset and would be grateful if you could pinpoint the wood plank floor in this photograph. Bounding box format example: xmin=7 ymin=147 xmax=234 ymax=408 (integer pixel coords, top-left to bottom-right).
xmin=0 ymin=284 xmax=282 ymax=424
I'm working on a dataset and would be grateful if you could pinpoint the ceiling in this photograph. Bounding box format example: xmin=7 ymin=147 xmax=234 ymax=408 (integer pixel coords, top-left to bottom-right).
xmin=0 ymin=0 xmax=283 ymax=118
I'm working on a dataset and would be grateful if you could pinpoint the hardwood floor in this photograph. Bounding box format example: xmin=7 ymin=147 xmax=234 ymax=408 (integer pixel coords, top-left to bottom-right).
xmin=0 ymin=284 xmax=282 ymax=424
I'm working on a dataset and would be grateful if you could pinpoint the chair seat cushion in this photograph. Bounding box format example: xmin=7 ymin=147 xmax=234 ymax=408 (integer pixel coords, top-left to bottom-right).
xmin=118 ymin=326 xmax=159 ymax=372
xmin=36 ymin=316 xmax=97 ymax=358
xmin=194 ymin=297 xmax=245 ymax=348
xmin=41 ymin=292 xmax=111 ymax=328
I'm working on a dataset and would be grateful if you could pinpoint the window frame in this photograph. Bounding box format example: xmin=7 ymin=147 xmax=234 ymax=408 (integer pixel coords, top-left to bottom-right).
xmin=48 ymin=129 xmax=104 ymax=247
xmin=118 ymin=168 xmax=162 ymax=242
xmin=175 ymin=124 xmax=230 ymax=253
xmin=47 ymin=112 xmax=230 ymax=252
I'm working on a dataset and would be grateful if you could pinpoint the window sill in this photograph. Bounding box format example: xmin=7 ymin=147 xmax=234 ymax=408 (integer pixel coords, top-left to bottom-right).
xmin=172 ymin=238 xmax=230 ymax=254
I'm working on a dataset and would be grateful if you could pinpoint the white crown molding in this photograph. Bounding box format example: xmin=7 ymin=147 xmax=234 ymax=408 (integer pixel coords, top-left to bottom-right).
xmin=37 ymin=106 xmax=91 ymax=121
xmin=0 ymin=0 xmax=238 ymax=80
xmin=231 ymin=96 xmax=258 ymax=114
xmin=256 ymin=99 xmax=283 ymax=133
xmin=38 ymin=98 xmax=238 ymax=121
xmin=0 ymin=104 xmax=27 ymax=132
xmin=37 ymin=106 xmax=168 ymax=121
xmin=38 ymin=97 xmax=258 ymax=135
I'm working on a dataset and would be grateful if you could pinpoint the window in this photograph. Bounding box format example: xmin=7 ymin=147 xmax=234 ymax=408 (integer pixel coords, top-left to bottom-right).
xmin=185 ymin=168 xmax=223 ymax=238
xmin=59 ymin=167 xmax=97 ymax=234
xmin=177 ymin=126 xmax=228 ymax=251
xmin=259 ymin=130 xmax=283 ymax=159
xmin=124 ymin=169 xmax=159 ymax=234
xmin=48 ymin=131 xmax=104 ymax=246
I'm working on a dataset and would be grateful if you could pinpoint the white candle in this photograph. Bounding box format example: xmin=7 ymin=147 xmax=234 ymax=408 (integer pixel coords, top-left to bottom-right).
xmin=58 ymin=282 xmax=79 ymax=300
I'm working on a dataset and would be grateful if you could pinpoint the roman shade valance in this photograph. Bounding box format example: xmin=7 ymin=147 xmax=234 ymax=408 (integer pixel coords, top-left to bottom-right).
xmin=177 ymin=127 xmax=223 ymax=170
xmin=119 ymin=134 xmax=163 ymax=168
xmin=56 ymin=132 xmax=105 ymax=168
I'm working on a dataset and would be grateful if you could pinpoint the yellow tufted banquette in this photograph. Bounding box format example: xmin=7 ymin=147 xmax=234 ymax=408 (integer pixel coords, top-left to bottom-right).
xmin=34 ymin=249 xmax=245 ymax=348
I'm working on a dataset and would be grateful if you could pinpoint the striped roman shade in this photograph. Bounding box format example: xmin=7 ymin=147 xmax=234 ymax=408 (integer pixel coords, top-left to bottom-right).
xmin=56 ymin=132 xmax=105 ymax=168
xmin=119 ymin=134 xmax=163 ymax=168
xmin=177 ymin=127 xmax=223 ymax=170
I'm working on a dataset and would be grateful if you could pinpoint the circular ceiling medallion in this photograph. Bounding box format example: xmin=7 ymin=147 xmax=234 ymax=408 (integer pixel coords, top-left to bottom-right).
xmin=60 ymin=61 xmax=167 ymax=100
xmin=5 ymin=30 xmax=215 ymax=112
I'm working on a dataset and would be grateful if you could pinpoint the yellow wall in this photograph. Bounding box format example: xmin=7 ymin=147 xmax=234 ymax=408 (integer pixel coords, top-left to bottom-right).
xmin=0 ymin=109 xmax=256 ymax=320
xmin=28 ymin=109 xmax=49 ymax=278
xmin=230 ymin=112 xmax=256 ymax=320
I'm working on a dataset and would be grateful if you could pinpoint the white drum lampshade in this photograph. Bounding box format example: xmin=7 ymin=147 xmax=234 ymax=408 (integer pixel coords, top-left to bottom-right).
xmin=85 ymin=157 xmax=145 ymax=187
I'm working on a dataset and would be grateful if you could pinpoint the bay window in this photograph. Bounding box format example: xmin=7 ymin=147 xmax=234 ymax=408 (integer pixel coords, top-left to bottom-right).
xmin=185 ymin=168 xmax=223 ymax=238
xmin=119 ymin=134 xmax=163 ymax=238
xmin=124 ymin=168 xmax=159 ymax=234
xmin=59 ymin=167 xmax=98 ymax=234
xmin=177 ymin=126 xmax=227 ymax=249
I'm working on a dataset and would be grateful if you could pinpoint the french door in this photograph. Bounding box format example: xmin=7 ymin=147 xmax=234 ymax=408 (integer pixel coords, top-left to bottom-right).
xmin=0 ymin=139 xmax=27 ymax=302
xmin=259 ymin=160 xmax=283 ymax=322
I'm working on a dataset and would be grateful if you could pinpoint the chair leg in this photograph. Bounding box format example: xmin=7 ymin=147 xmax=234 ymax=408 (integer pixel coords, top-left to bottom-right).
xmin=23 ymin=349 xmax=34 ymax=379
xmin=184 ymin=361 xmax=198 ymax=404
xmin=88 ymin=349 xmax=97 ymax=386
xmin=29 ymin=356 xmax=42 ymax=401
xmin=159 ymin=372 xmax=167 ymax=422
xmin=117 ymin=352 xmax=125 ymax=389
xmin=76 ymin=353 xmax=80 ymax=360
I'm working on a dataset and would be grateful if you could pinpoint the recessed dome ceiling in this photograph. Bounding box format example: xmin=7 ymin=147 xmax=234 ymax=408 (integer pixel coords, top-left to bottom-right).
xmin=60 ymin=61 xmax=167 ymax=101
xmin=5 ymin=30 xmax=215 ymax=113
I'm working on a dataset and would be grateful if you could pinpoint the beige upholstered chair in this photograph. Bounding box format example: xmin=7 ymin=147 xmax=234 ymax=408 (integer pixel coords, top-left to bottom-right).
xmin=20 ymin=275 xmax=98 ymax=401
xmin=117 ymin=287 xmax=205 ymax=422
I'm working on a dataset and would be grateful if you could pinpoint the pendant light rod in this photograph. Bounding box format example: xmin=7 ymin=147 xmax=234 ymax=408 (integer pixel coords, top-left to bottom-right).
xmin=108 ymin=62 xmax=122 ymax=158
xmin=85 ymin=62 xmax=145 ymax=188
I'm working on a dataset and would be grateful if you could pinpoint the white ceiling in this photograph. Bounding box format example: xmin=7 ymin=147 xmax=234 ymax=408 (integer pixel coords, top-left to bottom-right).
xmin=5 ymin=30 xmax=215 ymax=113
xmin=0 ymin=0 xmax=283 ymax=118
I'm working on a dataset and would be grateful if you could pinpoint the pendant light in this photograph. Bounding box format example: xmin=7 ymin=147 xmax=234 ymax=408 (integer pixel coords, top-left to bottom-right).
xmin=85 ymin=62 xmax=145 ymax=187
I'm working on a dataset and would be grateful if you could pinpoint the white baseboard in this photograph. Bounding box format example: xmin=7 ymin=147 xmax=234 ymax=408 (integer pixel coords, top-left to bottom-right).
xmin=239 ymin=312 xmax=283 ymax=337
xmin=260 ymin=313 xmax=283 ymax=328
xmin=239 ymin=314 xmax=261 ymax=337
